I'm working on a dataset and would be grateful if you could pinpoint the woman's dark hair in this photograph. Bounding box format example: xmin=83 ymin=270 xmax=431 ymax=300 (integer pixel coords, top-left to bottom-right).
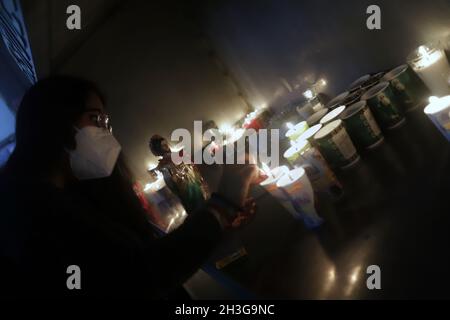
xmin=5 ymin=75 xmax=105 ymax=178
xmin=3 ymin=75 xmax=153 ymax=234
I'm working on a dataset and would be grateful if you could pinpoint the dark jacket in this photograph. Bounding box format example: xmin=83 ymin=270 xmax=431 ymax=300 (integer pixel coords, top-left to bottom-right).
xmin=0 ymin=172 xmax=223 ymax=299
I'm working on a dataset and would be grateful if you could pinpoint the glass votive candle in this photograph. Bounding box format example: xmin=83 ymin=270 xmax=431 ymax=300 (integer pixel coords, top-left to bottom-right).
xmin=408 ymin=44 xmax=450 ymax=96
xmin=276 ymin=167 xmax=324 ymax=229
xmin=285 ymin=121 xmax=309 ymax=141
xmin=319 ymin=105 xmax=346 ymax=125
xmin=423 ymin=96 xmax=450 ymax=142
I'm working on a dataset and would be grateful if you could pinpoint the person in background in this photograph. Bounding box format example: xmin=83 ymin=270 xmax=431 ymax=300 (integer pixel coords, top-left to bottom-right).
xmin=0 ymin=75 xmax=258 ymax=299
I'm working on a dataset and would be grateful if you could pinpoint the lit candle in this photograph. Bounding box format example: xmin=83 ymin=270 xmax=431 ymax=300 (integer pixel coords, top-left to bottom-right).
xmin=408 ymin=45 xmax=450 ymax=96
xmin=259 ymin=165 xmax=289 ymax=199
xmin=293 ymin=125 xmax=344 ymax=199
xmin=275 ymin=168 xmax=323 ymax=229
xmin=319 ymin=105 xmax=346 ymax=125
xmin=307 ymin=108 xmax=329 ymax=126
xmin=243 ymin=109 xmax=264 ymax=130
xmin=303 ymin=89 xmax=315 ymax=100
xmin=283 ymin=139 xmax=310 ymax=164
xmin=424 ymin=96 xmax=450 ymax=141
xmin=285 ymin=121 xmax=309 ymax=141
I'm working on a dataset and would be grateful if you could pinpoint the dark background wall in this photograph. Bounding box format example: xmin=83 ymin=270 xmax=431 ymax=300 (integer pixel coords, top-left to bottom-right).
xmin=20 ymin=0 xmax=450 ymax=182
xmin=22 ymin=0 xmax=249 ymax=181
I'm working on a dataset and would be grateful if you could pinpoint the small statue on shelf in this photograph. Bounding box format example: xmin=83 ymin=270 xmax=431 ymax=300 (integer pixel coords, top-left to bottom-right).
xmin=149 ymin=134 xmax=209 ymax=214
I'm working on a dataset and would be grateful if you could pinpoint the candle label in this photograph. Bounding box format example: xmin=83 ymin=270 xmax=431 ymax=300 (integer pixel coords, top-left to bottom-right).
xmin=342 ymin=104 xmax=384 ymax=149
xmin=315 ymin=125 xmax=359 ymax=169
xmin=332 ymin=127 xmax=357 ymax=160
xmin=363 ymin=108 xmax=382 ymax=136
xmin=392 ymin=78 xmax=406 ymax=91
xmin=412 ymin=48 xmax=450 ymax=96
xmin=301 ymin=147 xmax=343 ymax=196
xmin=366 ymin=85 xmax=404 ymax=129
xmin=386 ymin=66 xmax=430 ymax=112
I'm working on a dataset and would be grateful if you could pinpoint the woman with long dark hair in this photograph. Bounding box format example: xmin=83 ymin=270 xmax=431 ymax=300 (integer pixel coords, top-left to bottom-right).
xmin=0 ymin=75 xmax=257 ymax=299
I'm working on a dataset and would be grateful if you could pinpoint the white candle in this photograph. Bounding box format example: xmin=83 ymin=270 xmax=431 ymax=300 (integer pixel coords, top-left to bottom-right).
xmin=147 ymin=162 xmax=158 ymax=172
xmin=283 ymin=139 xmax=309 ymax=165
xmin=424 ymin=96 xmax=450 ymax=141
xmin=276 ymin=168 xmax=323 ymax=228
xmin=292 ymin=124 xmax=343 ymax=198
xmin=260 ymin=165 xmax=289 ymax=198
xmin=285 ymin=121 xmax=309 ymax=141
xmin=295 ymin=124 xmax=323 ymax=143
xmin=319 ymin=105 xmax=346 ymax=125
xmin=409 ymin=45 xmax=450 ymax=96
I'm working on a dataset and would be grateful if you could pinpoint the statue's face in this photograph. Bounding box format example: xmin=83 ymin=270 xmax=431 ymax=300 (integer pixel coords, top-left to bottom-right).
xmin=150 ymin=137 xmax=171 ymax=156
xmin=160 ymin=139 xmax=171 ymax=154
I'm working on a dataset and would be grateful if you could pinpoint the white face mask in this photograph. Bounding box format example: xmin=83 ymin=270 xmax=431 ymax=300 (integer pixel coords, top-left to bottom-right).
xmin=69 ymin=126 xmax=122 ymax=180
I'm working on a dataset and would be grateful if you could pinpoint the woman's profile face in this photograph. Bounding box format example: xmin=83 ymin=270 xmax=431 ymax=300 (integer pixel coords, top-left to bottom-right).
xmin=75 ymin=93 xmax=110 ymax=131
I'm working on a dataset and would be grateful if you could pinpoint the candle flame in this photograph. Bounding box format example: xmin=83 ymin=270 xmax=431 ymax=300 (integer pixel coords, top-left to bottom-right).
xmin=416 ymin=45 xmax=443 ymax=68
xmin=418 ymin=45 xmax=429 ymax=57
xmin=303 ymin=89 xmax=314 ymax=100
